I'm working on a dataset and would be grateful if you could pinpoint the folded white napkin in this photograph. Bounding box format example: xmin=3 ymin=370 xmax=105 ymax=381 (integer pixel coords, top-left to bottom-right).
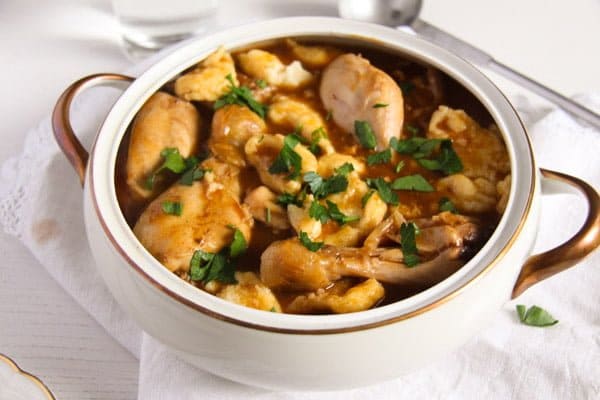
xmin=1 ymin=48 xmax=598 ymax=398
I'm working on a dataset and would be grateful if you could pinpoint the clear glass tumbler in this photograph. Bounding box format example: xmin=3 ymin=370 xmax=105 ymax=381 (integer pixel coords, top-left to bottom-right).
xmin=112 ymin=0 xmax=218 ymax=56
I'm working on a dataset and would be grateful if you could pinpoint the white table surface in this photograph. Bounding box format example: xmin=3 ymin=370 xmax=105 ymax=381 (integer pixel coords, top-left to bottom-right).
xmin=1 ymin=1 xmax=598 ymax=399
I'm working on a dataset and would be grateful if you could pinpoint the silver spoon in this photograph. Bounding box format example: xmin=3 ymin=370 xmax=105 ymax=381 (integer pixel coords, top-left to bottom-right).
xmin=338 ymin=0 xmax=600 ymax=129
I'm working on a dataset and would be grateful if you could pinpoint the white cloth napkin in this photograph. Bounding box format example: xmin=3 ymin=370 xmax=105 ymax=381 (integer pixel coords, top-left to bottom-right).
xmin=1 ymin=47 xmax=598 ymax=398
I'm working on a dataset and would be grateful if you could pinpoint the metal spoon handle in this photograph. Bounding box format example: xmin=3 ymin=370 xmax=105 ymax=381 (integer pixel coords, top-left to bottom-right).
xmin=411 ymin=19 xmax=600 ymax=129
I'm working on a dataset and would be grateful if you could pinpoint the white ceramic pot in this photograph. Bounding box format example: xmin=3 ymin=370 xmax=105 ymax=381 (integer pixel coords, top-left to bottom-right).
xmin=52 ymin=18 xmax=600 ymax=391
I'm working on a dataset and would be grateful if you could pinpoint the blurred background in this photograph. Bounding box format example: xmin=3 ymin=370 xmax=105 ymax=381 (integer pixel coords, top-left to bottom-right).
xmin=0 ymin=1 xmax=598 ymax=398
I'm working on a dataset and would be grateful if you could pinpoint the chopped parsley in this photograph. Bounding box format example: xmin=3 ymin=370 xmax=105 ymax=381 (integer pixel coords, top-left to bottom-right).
xmin=161 ymin=201 xmax=182 ymax=216
xmin=400 ymin=222 xmax=420 ymax=267
xmin=354 ymin=120 xmax=377 ymax=150
xmin=255 ymin=79 xmax=267 ymax=89
xmin=268 ymin=134 xmax=303 ymax=180
xmin=395 ymin=160 xmax=405 ymax=173
xmin=417 ymin=140 xmax=463 ymax=175
xmin=373 ymin=103 xmax=388 ymax=108
xmin=366 ymin=148 xmax=392 ymax=166
xmin=214 ymin=74 xmax=268 ymax=118
xmin=405 ymin=124 xmax=420 ymax=136
xmin=309 ymin=127 xmax=327 ymax=155
xmin=439 ymin=197 xmax=458 ymax=213
xmin=366 ymin=178 xmax=398 ymax=205
xmin=277 ymin=191 xmax=305 ymax=207
xmin=145 ymin=147 xmax=187 ymax=189
xmin=334 ymin=162 xmax=354 ymax=176
xmin=516 ymin=305 xmax=558 ymax=327
xmin=391 ymin=174 xmax=434 ymax=192
xmin=179 ymin=155 xmax=210 ymax=185
xmin=303 ymin=171 xmax=348 ymax=200
xmin=265 ymin=207 xmax=272 ymax=223
xmin=298 ymin=231 xmax=324 ymax=252
xmin=390 ymin=137 xmax=463 ymax=175
xmin=308 ymin=200 xmax=359 ymax=225
xmin=361 ymin=189 xmax=376 ymax=207
xmin=189 ymin=227 xmax=247 ymax=284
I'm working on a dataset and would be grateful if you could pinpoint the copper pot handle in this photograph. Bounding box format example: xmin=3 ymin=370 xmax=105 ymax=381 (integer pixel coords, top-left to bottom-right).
xmin=512 ymin=168 xmax=600 ymax=298
xmin=52 ymin=73 xmax=135 ymax=186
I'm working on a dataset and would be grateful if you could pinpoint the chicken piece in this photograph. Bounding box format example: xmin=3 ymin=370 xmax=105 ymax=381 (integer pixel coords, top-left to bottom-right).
xmin=174 ymin=46 xmax=237 ymax=102
xmin=285 ymin=39 xmax=341 ymax=68
xmin=320 ymin=53 xmax=404 ymax=150
xmin=237 ymin=49 xmax=313 ymax=89
xmin=133 ymin=169 xmax=253 ymax=273
xmin=126 ymin=92 xmax=200 ymax=202
xmin=210 ymin=104 xmax=266 ymax=167
xmin=287 ymin=278 xmax=384 ymax=314
xmin=260 ymin=238 xmax=462 ymax=291
xmin=216 ymin=272 xmax=282 ymax=312
xmin=244 ymin=134 xmax=318 ymax=194
xmin=244 ymin=186 xmax=291 ymax=230
xmin=436 ymin=174 xmax=497 ymax=213
xmin=267 ymin=96 xmax=334 ymax=154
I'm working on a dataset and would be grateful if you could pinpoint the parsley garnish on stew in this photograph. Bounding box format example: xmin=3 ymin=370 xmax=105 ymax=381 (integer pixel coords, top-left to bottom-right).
xmin=214 ymin=74 xmax=268 ymax=118
xmin=439 ymin=197 xmax=458 ymax=213
xmin=391 ymin=174 xmax=434 ymax=192
xmin=354 ymin=120 xmax=377 ymax=150
xmin=516 ymin=305 xmax=558 ymax=327
xmin=277 ymin=191 xmax=305 ymax=207
xmin=308 ymin=200 xmax=359 ymax=225
xmin=161 ymin=201 xmax=182 ymax=216
xmin=373 ymin=103 xmax=388 ymax=108
xmin=268 ymin=134 xmax=303 ymax=180
xmin=179 ymin=155 xmax=210 ymax=186
xmin=417 ymin=140 xmax=463 ymax=175
xmin=145 ymin=147 xmax=187 ymax=189
xmin=366 ymin=178 xmax=398 ymax=205
xmin=303 ymin=171 xmax=348 ymax=200
xmin=390 ymin=137 xmax=463 ymax=175
xmin=366 ymin=148 xmax=392 ymax=166
xmin=309 ymin=127 xmax=328 ymax=155
xmin=298 ymin=231 xmax=324 ymax=252
xmin=400 ymin=222 xmax=420 ymax=267
xmin=189 ymin=227 xmax=248 ymax=284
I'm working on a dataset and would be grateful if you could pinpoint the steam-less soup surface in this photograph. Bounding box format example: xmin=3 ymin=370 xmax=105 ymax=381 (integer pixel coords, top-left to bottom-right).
xmin=116 ymin=39 xmax=511 ymax=314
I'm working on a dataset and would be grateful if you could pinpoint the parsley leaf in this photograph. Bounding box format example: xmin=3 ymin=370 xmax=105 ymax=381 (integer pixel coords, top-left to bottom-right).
xmin=367 ymin=148 xmax=392 ymax=166
xmin=373 ymin=103 xmax=388 ymax=108
xmin=389 ymin=137 xmax=441 ymax=157
xmin=303 ymin=171 xmax=348 ymax=200
xmin=334 ymin=162 xmax=354 ymax=176
xmin=309 ymin=200 xmax=330 ymax=223
xmin=400 ymin=222 xmax=420 ymax=267
xmin=268 ymin=134 xmax=303 ymax=179
xmin=439 ymin=197 xmax=458 ymax=213
xmin=298 ymin=231 xmax=324 ymax=252
xmin=179 ymin=156 xmax=210 ymax=185
xmin=214 ymin=74 xmax=268 ymax=118
xmin=229 ymin=228 xmax=248 ymax=258
xmin=309 ymin=127 xmax=327 ymax=155
xmin=145 ymin=147 xmax=187 ymax=189
xmin=354 ymin=120 xmax=377 ymax=149
xmin=277 ymin=191 xmax=305 ymax=207
xmin=417 ymin=140 xmax=463 ymax=175
xmin=405 ymin=124 xmax=420 ymax=135
xmin=265 ymin=207 xmax=271 ymax=223
xmin=366 ymin=178 xmax=398 ymax=205
xmin=391 ymin=174 xmax=434 ymax=192
xmin=361 ymin=189 xmax=375 ymax=208
xmin=516 ymin=305 xmax=558 ymax=327
xmin=395 ymin=160 xmax=405 ymax=173
xmin=326 ymin=200 xmax=360 ymax=225
xmin=161 ymin=201 xmax=182 ymax=216
xmin=255 ymin=79 xmax=267 ymax=89
xmin=189 ymin=228 xmax=247 ymax=284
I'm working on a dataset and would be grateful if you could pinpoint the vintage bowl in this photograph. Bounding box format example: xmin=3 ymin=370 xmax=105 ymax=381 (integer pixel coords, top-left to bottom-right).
xmin=51 ymin=17 xmax=600 ymax=391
